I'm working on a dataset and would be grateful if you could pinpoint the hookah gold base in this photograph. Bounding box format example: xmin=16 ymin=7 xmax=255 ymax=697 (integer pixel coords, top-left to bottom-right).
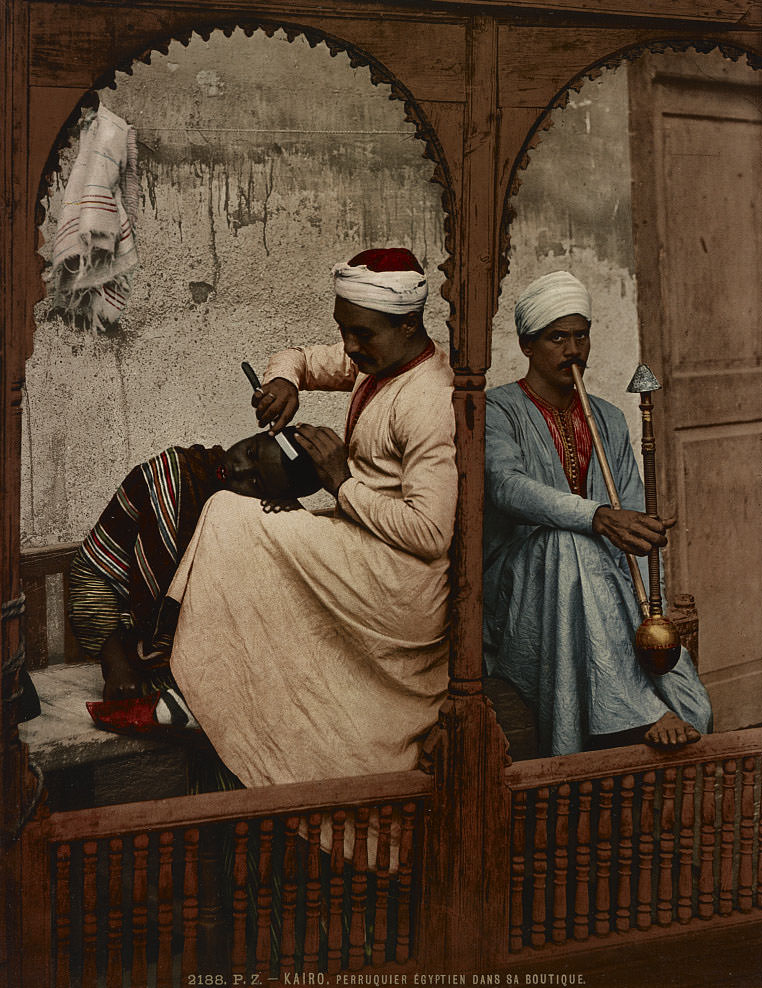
xmin=635 ymin=614 xmax=681 ymax=676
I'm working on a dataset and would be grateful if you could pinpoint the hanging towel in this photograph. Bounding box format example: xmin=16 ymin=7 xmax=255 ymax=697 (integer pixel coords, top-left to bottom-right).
xmin=51 ymin=105 xmax=139 ymax=332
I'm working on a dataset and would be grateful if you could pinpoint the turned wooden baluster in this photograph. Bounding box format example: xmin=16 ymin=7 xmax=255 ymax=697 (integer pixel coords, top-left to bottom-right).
xmin=255 ymin=819 xmax=274 ymax=977
xmin=372 ymin=805 xmax=393 ymax=966
xmin=699 ymin=762 xmax=717 ymax=919
xmin=199 ymin=824 xmax=228 ymax=974
xmin=677 ymin=766 xmax=697 ymax=924
xmin=82 ymin=840 xmax=99 ymax=987
xmin=594 ymin=778 xmax=614 ymax=936
xmin=156 ymin=831 xmax=175 ymax=988
xmin=105 ymin=837 xmax=124 ymax=988
xmin=131 ymin=833 xmax=150 ymax=987
xmin=573 ymin=781 xmax=593 ymax=941
xmin=552 ymin=784 xmax=571 ymax=944
xmin=54 ymin=844 xmax=72 ymax=988
xmin=182 ymin=829 xmax=200 ymax=980
xmin=636 ymin=771 xmax=656 ymax=930
xmin=615 ymin=775 xmax=635 ymax=933
xmin=349 ymin=806 xmax=370 ymax=969
xmin=327 ymin=810 xmax=346 ymax=973
xmin=509 ymin=791 xmax=527 ymax=952
xmin=738 ymin=757 xmax=755 ymax=913
xmin=657 ymin=768 xmax=677 ymax=926
xmin=396 ymin=802 xmax=417 ymax=964
xmin=280 ymin=816 xmax=300 ymax=977
xmin=531 ymin=788 xmax=550 ymax=947
xmin=232 ymin=821 xmax=250 ymax=978
xmin=303 ymin=812 xmax=322 ymax=974
xmin=719 ymin=759 xmax=737 ymax=916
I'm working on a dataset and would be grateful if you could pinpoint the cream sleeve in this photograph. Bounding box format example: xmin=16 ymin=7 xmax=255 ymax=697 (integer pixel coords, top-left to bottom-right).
xmin=263 ymin=341 xmax=358 ymax=392
xmin=338 ymin=381 xmax=457 ymax=562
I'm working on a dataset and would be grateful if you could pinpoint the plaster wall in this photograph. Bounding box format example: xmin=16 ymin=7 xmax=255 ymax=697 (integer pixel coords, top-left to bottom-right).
xmin=23 ymin=31 xmax=641 ymax=548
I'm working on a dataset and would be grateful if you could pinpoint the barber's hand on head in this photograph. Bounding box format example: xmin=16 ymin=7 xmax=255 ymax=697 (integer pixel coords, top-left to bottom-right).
xmin=592 ymin=506 xmax=667 ymax=556
xmin=252 ymin=377 xmax=299 ymax=435
xmin=292 ymin=423 xmax=352 ymax=497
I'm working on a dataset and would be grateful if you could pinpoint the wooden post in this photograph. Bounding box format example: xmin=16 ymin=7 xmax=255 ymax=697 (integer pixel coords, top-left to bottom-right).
xmin=20 ymin=800 xmax=52 ymax=988
xmin=419 ymin=12 xmax=511 ymax=973
xmin=0 ymin=0 xmax=33 ymax=983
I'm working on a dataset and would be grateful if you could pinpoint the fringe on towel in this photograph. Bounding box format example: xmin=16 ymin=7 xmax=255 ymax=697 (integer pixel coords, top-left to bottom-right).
xmin=51 ymin=105 xmax=139 ymax=333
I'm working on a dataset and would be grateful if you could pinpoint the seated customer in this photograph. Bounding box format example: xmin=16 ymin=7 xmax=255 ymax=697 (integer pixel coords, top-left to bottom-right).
xmin=69 ymin=429 xmax=320 ymax=703
xmin=483 ymin=271 xmax=712 ymax=756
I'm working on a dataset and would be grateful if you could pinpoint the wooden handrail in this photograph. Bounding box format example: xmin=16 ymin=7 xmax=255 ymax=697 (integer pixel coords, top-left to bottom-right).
xmin=46 ymin=769 xmax=433 ymax=841
xmin=504 ymin=727 xmax=762 ymax=791
xmin=20 ymin=542 xmax=81 ymax=579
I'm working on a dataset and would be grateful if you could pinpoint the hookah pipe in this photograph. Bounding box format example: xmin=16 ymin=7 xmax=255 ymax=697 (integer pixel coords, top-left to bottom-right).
xmin=571 ymin=363 xmax=681 ymax=675
xmin=626 ymin=364 xmax=681 ymax=674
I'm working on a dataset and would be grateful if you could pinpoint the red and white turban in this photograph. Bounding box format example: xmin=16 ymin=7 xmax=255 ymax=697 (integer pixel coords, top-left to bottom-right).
xmin=332 ymin=247 xmax=428 ymax=315
xmin=514 ymin=271 xmax=592 ymax=337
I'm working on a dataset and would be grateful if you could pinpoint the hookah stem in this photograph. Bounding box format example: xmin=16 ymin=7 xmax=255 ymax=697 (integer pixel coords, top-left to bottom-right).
xmin=639 ymin=390 xmax=663 ymax=617
xmin=571 ymin=364 xmax=649 ymax=620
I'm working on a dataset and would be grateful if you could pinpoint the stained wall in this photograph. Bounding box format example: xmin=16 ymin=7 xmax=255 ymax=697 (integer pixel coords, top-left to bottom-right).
xmin=23 ymin=29 xmax=641 ymax=547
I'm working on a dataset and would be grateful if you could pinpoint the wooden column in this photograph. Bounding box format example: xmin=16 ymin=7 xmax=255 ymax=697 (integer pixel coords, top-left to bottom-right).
xmin=420 ymin=12 xmax=511 ymax=973
xmin=0 ymin=0 xmax=33 ymax=984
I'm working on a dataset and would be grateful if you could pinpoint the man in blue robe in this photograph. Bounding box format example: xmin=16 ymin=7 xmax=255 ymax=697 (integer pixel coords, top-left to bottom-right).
xmin=484 ymin=271 xmax=712 ymax=756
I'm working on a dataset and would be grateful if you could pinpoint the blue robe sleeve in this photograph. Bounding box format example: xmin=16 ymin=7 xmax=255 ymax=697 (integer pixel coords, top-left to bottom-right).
xmin=485 ymin=396 xmax=602 ymax=533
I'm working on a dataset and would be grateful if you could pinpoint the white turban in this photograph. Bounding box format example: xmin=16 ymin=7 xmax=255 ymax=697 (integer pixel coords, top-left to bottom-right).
xmin=514 ymin=271 xmax=592 ymax=337
xmin=332 ymin=262 xmax=428 ymax=315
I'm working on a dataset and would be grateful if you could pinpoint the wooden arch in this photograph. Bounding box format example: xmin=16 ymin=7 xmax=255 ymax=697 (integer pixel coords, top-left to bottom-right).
xmin=500 ymin=36 xmax=762 ymax=276
xmin=30 ymin=20 xmax=459 ymax=332
xmin=2 ymin=2 xmax=762 ymax=984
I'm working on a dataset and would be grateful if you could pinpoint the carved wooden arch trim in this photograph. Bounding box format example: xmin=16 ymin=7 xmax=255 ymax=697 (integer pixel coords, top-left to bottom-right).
xmin=32 ymin=16 xmax=458 ymax=325
xmin=498 ymin=38 xmax=762 ymax=287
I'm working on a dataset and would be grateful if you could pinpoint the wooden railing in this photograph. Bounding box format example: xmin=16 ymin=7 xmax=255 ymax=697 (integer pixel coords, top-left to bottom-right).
xmin=502 ymin=728 xmax=762 ymax=958
xmin=21 ymin=541 xmax=753 ymax=982
xmin=21 ymin=770 xmax=432 ymax=987
xmin=20 ymin=542 xmax=81 ymax=668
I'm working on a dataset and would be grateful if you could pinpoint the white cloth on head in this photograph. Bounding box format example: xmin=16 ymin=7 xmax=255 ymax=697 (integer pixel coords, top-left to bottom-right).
xmin=332 ymin=262 xmax=428 ymax=314
xmin=514 ymin=271 xmax=591 ymax=337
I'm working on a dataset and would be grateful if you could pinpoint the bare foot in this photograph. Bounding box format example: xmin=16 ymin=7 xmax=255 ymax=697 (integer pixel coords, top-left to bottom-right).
xmin=644 ymin=711 xmax=701 ymax=749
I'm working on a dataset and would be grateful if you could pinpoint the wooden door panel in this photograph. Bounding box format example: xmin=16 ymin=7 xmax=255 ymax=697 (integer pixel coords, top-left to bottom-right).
xmin=677 ymin=426 xmax=762 ymax=685
xmin=661 ymin=112 xmax=761 ymax=376
xmin=670 ymin=368 xmax=762 ymax=427
xmin=630 ymin=51 xmax=762 ymax=731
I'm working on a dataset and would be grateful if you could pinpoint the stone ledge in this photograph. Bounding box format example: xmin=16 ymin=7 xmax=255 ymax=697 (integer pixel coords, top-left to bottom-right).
xmin=19 ymin=664 xmax=207 ymax=811
xmin=19 ymin=663 xmax=186 ymax=772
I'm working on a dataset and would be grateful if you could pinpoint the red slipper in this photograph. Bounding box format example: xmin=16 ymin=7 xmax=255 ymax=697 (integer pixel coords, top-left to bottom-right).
xmin=86 ymin=694 xmax=166 ymax=736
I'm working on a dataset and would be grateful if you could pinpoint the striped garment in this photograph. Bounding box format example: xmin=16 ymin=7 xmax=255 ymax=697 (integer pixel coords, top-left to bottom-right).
xmin=71 ymin=444 xmax=223 ymax=662
xmin=68 ymin=552 xmax=123 ymax=657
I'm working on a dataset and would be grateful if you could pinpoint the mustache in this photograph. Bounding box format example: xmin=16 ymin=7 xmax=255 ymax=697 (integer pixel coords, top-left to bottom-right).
xmin=559 ymin=357 xmax=588 ymax=370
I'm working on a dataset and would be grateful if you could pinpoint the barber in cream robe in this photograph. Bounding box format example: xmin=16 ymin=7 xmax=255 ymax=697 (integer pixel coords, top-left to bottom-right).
xmin=484 ymin=272 xmax=712 ymax=757
xmin=168 ymin=249 xmax=457 ymax=789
